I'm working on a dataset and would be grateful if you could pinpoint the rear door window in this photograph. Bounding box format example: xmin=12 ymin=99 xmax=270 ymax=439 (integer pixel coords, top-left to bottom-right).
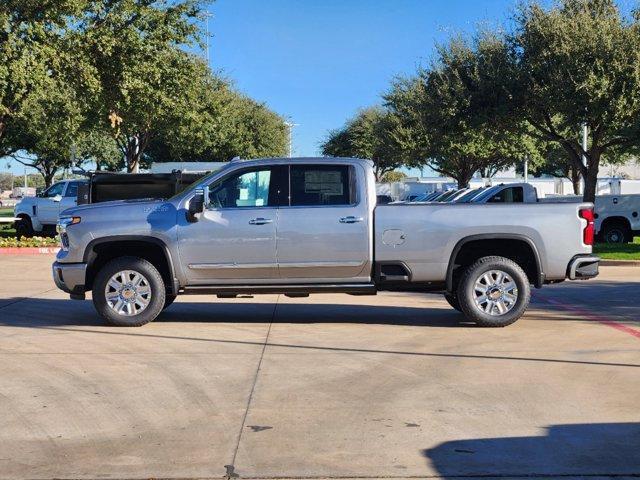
xmin=290 ymin=165 xmax=353 ymax=206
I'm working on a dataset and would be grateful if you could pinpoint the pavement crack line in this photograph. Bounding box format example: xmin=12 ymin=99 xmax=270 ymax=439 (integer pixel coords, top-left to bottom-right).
xmin=0 ymin=287 xmax=57 ymax=310
xmin=225 ymin=295 xmax=278 ymax=479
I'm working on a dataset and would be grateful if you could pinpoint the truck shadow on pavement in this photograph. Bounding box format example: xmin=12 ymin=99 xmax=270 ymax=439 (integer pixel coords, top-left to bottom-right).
xmin=0 ymin=296 xmax=475 ymax=328
xmin=1 ymin=298 xmax=638 ymax=369
xmin=424 ymin=422 xmax=640 ymax=477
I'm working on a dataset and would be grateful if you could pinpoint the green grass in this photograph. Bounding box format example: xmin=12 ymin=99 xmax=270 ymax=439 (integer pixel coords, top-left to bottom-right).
xmin=594 ymin=237 xmax=640 ymax=260
xmin=0 ymin=207 xmax=16 ymax=238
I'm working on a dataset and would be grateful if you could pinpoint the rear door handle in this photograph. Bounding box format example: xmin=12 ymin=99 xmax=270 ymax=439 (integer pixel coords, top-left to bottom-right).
xmin=249 ymin=217 xmax=273 ymax=225
xmin=339 ymin=216 xmax=364 ymax=224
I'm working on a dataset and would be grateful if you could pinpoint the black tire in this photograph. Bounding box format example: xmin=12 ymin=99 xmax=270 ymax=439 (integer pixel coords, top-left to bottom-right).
xmin=15 ymin=216 xmax=34 ymax=237
xmin=92 ymin=256 xmax=166 ymax=327
xmin=456 ymin=256 xmax=531 ymax=328
xmin=600 ymin=221 xmax=630 ymax=244
xmin=444 ymin=293 xmax=462 ymax=312
xmin=163 ymin=294 xmax=177 ymax=310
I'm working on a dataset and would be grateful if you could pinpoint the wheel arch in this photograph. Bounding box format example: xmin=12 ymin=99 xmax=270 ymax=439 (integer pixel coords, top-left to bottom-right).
xmin=83 ymin=235 xmax=178 ymax=294
xmin=446 ymin=234 xmax=544 ymax=292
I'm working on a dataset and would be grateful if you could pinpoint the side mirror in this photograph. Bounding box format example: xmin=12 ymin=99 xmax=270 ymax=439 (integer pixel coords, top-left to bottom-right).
xmin=187 ymin=187 xmax=209 ymax=223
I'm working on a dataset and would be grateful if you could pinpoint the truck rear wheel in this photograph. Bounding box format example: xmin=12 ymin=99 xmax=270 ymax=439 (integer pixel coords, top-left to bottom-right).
xmin=456 ymin=256 xmax=530 ymax=327
xmin=92 ymin=256 xmax=166 ymax=327
xmin=600 ymin=221 xmax=630 ymax=244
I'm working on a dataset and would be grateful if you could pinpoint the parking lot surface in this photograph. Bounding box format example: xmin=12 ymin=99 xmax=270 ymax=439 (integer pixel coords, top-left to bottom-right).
xmin=0 ymin=255 xmax=639 ymax=479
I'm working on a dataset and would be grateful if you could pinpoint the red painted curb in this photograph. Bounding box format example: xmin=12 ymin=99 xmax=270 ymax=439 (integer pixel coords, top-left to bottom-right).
xmin=0 ymin=247 xmax=60 ymax=255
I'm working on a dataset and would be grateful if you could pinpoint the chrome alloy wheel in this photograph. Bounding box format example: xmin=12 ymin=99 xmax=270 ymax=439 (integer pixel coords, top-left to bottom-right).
xmin=473 ymin=269 xmax=518 ymax=316
xmin=104 ymin=270 xmax=152 ymax=316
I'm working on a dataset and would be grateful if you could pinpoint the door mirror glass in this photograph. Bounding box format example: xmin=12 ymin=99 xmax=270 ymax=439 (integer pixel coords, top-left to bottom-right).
xmin=187 ymin=187 xmax=209 ymax=222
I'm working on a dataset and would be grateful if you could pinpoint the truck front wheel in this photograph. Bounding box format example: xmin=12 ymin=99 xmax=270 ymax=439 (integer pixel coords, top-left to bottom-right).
xmin=456 ymin=256 xmax=530 ymax=327
xmin=15 ymin=216 xmax=34 ymax=237
xmin=92 ymin=256 xmax=166 ymax=327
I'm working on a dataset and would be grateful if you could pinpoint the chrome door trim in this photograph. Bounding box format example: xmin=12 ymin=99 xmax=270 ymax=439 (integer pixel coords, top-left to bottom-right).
xmin=188 ymin=262 xmax=277 ymax=270
xmin=277 ymin=261 xmax=365 ymax=269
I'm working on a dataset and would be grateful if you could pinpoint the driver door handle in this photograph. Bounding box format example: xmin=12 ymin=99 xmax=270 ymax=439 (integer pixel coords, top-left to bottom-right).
xmin=339 ymin=216 xmax=364 ymax=224
xmin=249 ymin=217 xmax=273 ymax=225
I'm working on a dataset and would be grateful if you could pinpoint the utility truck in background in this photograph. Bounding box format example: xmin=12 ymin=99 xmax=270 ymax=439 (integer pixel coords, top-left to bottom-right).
xmin=52 ymin=157 xmax=599 ymax=328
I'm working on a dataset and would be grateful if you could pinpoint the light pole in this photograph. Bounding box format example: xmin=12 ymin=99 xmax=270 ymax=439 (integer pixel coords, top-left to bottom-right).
xmin=202 ymin=11 xmax=214 ymax=66
xmin=284 ymin=121 xmax=298 ymax=158
xmin=581 ymin=123 xmax=588 ymax=194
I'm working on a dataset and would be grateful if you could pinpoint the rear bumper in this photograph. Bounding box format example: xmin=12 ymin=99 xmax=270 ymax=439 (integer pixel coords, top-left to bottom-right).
xmin=567 ymin=255 xmax=600 ymax=280
xmin=52 ymin=262 xmax=87 ymax=294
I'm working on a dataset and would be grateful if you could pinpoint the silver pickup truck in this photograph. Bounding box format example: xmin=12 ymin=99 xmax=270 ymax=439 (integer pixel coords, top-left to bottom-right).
xmin=52 ymin=157 xmax=599 ymax=327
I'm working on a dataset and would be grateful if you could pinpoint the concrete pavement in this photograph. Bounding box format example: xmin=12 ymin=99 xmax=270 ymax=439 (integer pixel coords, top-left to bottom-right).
xmin=0 ymin=256 xmax=638 ymax=479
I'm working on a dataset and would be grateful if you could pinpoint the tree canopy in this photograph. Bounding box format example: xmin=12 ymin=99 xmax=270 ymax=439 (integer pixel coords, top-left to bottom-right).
xmin=0 ymin=0 xmax=287 ymax=184
xmin=469 ymin=0 xmax=640 ymax=200
xmin=325 ymin=0 xmax=640 ymax=199
xmin=384 ymin=38 xmax=543 ymax=188
xmin=320 ymin=106 xmax=410 ymax=181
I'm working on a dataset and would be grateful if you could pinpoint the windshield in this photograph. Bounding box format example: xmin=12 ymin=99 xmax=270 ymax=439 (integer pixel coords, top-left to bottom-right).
xmin=455 ymin=188 xmax=484 ymax=203
xmin=471 ymin=186 xmax=501 ymax=202
xmin=434 ymin=189 xmax=459 ymax=202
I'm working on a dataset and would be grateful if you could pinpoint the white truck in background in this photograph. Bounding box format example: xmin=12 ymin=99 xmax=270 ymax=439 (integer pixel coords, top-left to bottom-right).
xmin=541 ymin=192 xmax=640 ymax=243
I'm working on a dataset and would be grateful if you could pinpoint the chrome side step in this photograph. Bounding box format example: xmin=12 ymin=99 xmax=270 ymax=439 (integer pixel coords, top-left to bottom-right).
xmin=180 ymin=283 xmax=377 ymax=296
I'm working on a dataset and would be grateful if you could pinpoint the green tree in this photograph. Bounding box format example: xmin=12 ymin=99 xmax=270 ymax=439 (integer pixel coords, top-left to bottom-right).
xmin=75 ymin=0 xmax=206 ymax=172
xmin=380 ymin=171 xmax=407 ymax=183
xmin=385 ymin=39 xmax=541 ymax=188
xmin=77 ymin=129 xmax=123 ymax=171
xmin=9 ymin=81 xmax=83 ymax=186
xmin=473 ymin=0 xmax=640 ymax=201
xmin=0 ymin=1 xmax=82 ymax=158
xmin=0 ymin=173 xmax=14 ymax=191
xmin=321 ymin=106 xmax=408 ymax=181
xmin=145 ymin=79 xmax=288 ymax=163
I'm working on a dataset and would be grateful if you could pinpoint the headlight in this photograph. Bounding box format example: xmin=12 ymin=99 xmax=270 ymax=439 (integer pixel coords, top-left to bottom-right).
xmin=57 ymin=216 xmax=81 ymax=250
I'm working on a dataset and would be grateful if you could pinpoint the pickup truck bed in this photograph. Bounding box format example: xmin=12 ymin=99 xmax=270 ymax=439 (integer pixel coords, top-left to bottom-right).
xmin=52 ymin=157 xmax=599 ymax=328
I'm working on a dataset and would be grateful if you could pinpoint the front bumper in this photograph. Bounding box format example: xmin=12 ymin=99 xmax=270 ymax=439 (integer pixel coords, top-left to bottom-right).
xmin=52 ymin=262 xmax=87 ymax=294
xmin=567 ymin=255 xmax=600 ymax=280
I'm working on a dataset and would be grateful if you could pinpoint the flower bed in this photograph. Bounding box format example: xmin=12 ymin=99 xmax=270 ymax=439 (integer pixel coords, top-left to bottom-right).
xmin=0 ymin=236 xmax=59 ymax=248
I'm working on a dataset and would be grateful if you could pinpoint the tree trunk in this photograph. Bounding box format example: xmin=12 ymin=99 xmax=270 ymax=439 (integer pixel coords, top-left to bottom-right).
xmin=455 ymin=173 xmax=473 ymax=189
xmin=582 ymin=150 xmax=601 ymax=203
xmin=43 ymin=171 xmax=55 ymax=188
xmin=570 ymin=168 xmax=581 ymax=195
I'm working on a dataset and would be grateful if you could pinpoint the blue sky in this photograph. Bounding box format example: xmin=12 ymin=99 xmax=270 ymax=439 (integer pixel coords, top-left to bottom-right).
xmin=2 ymin=0 xmax=548 ymax=174
xmin=210 ymin=0 xmax=518 ymax=157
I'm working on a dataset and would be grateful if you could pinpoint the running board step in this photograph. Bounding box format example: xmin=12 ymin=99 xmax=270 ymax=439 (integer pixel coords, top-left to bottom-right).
xmin=181 ymin=283 xmax=377 ymax=296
